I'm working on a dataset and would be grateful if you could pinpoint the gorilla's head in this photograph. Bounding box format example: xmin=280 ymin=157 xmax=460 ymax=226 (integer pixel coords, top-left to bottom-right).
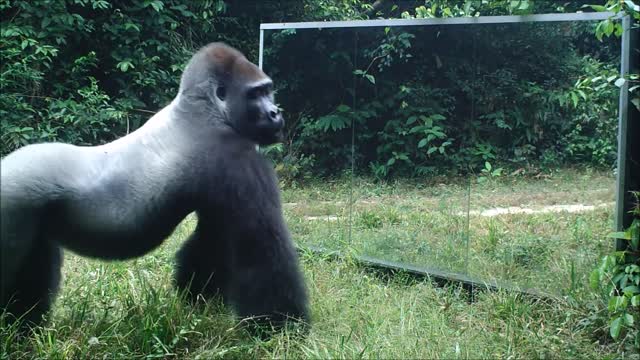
xmin=179 ymin=42 xmax=284 ymax=146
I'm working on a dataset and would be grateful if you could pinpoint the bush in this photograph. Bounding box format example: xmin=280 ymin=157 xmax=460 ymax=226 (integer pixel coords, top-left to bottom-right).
xmin=589 ymin=192 xmax=640 ymax=352
xmin=0 ymin=0 xmax=308 ymax=155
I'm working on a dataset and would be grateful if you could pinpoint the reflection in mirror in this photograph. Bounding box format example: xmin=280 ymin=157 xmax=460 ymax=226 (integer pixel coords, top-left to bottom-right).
xmin=466 ymin=20 xmax=621 ymax=294
xmin=262 ymin=28 xmax=357 ymax=253
xmin=350 ymin=25 xmax=472 ymax=274
xmin=262 ymin=16 xmax=622 ymax=296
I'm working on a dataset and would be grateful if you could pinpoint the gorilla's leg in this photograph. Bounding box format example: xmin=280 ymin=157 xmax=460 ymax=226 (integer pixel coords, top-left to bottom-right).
xmin=174 ymin=222 xmax=230 ymax=301
xmin=2 ymin=240 xmax=62 ymax=327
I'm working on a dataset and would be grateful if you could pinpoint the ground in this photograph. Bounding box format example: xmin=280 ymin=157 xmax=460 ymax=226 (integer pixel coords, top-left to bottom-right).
xmin=1 ymin=167 xmax=622 ymax=359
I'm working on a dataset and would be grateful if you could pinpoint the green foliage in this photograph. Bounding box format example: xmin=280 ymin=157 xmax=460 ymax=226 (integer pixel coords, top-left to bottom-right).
xmin=0 ymin=0 xmax=232 ymax=154
xmin=588 ymin=0 xmax=640 ymax=113
xmin=260 ymin=142 xmax=317 ymax=186
xmin=268 ymin=16 xmax=621 ymax=181
xmin=477 ymin=161 xmax=503 ymax=184
xmin=590 ymin=192 xmax=640 ymax=350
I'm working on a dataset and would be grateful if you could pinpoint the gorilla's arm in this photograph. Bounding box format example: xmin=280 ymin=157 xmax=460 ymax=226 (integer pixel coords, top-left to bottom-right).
xmin=175 ymin=143 xmax=310 ymax=328
xmin=223 ymin=155 xmax=309 ymax=326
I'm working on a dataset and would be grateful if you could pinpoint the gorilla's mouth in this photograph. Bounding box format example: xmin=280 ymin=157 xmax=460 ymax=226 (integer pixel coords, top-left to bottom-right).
xmin=256 ymin=127 xmax=284 ymax=146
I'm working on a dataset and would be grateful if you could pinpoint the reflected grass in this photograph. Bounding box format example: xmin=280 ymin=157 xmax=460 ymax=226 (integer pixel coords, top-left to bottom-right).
xmin=283 ymin=168 xmax=615 ymax=294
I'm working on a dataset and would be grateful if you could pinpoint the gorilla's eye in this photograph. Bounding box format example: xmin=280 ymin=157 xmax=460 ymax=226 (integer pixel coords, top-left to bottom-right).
xmin=216 ymin=86 xmax=226 ymax=101
xmin=247 ymin=88 xmax=259 ymax=100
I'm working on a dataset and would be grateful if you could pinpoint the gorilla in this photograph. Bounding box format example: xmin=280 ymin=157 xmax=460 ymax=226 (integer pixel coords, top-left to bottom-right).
xmin=0 ymin=42 xmax=310 ymax=332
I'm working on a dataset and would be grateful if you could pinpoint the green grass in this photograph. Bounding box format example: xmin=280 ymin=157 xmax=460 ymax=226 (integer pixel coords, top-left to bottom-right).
xmin=0 ymin=245 xmax=616 ymax=359
xmin=284 ymin=167 xmax=616 ymax=294
xmin=1 ymin=168 xmax=622 ymax=358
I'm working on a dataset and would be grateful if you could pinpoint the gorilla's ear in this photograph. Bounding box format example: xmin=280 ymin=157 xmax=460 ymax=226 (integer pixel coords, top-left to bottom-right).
xmin=216 ymin=86 xmax=227 ymax=101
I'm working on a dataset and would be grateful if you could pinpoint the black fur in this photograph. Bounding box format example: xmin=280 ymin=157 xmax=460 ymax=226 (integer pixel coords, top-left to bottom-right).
xmin=1 ymin=241 xmax=62 ymax=326
xmin=0 ymin=42 xmax=309 ymax=333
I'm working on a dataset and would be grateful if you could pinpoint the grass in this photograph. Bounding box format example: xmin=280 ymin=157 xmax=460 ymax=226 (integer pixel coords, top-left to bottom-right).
xmin=1 ymin=167 xmax=623 ymax=358
xmin=284 ymin=167 xmax=616 ymax=294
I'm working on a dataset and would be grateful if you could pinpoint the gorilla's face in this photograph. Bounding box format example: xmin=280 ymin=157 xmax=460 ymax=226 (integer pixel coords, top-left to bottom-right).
xmin=178 ymin=43 xmax=286 ymax=146
xmin=221 ymin=76 xmax=285 ymax=146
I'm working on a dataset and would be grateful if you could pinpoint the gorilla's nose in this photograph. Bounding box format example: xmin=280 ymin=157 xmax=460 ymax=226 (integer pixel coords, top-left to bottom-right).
xmin=269 ymin=106 xmax=284 ymax=128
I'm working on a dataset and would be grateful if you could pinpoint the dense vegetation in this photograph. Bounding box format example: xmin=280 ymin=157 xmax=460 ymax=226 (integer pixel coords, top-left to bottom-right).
xmin=1 ymin=0 xmax=634 ymax=180
xmin=265 ymin=20 xmax=621 ymax=179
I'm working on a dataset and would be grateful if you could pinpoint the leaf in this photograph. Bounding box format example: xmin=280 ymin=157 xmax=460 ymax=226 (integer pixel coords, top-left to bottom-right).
xmin=365 ymin=74 xmax=375 ymax=84
xmin=595 ymin=82 xmax=609 ymax=91
xmin=150 ymin=0 xmax=164 ymax=12
xmin=589 ymin=5 xmax=606 ymax=11
xmin=427 ymin=147 xmax=437 ymax=155
xmin=406 ymin=116 xmax=418 ymax=125
xmin=387 ymin=158 xmax=396 ymax=166
xmin=615 ymin=24 xmax=624 ymax=37
xmin=316 ymin=114 xmax=349 ymax=132
xmin=464 ymin=0 xmax=472 ymax=14
xmin=613 ymin=272 xmax=626 ymax=285
xmin=117 ymin=61 xmax=134 ymax=72
xmin=518 ymin=0 xmax=530 ymax=10
xmin=609 ymin=231 xmax=631 ymax=240
xmin=610 ymin=316 xmax=622 ymax=339
xmin=337 ymin=104 xmax=350 ymax=112
xmin=425 ymin=117 xmax=433 ymax=128
xmin=604 ymin=20 xmax=614 ymax=36
xmin=625 ymin=0 xmax=640 ymax=11
xmin=418 ymin=138 xmax=428 ymax=148
xmin=124 ymin=23 xmax=141 ymax=32
xmin=623 ymin=286 xmax=640 ymax=296
xmin=632 ymin=97 xmax=640 ymax=112
xmin=625 ymin=313 xmax=635 ymax=326
xmin=577 ymin=90 xmax=587 ymax=100
xmin=609 ymin=296 xmax=627 ymax=312
xmin=571 ymin=92 xmax=579 ymax=108
xmin=632 ymin=295 xmax=640 ymax=306
xmin=409 ymin=125 xmax=423 ymax=134
xmin=431 ymin=130 xmax=446 ymax=138
xmin=590 ymin=270 xmax=601 ymax=290
xmin=628 ymin=264 xmax=640 ymax=274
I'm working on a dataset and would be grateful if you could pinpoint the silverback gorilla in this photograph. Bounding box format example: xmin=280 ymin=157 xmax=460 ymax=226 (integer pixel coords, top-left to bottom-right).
xmin=0 ymin=42 xmax=310 ymax=333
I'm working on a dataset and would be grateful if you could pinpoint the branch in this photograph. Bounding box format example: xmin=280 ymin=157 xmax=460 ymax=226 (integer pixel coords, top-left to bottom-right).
xmin=132 ymin=108 xmax=156 ymax=114
xmin=364 ymin=54 xmax=387 ymax=75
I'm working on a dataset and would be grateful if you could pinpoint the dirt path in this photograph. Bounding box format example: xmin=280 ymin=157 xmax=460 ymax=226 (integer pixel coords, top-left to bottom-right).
xmin=297 ymin=202 xmax=614 ymax=221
